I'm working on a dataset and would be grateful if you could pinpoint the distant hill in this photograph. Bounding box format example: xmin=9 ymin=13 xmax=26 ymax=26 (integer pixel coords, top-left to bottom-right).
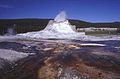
xmin=0 ymin=18 xmax=120 ymax=35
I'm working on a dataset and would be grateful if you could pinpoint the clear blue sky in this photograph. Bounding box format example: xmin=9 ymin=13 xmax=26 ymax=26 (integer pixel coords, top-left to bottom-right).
xmin=0 ymin=0 xmax=120 ymax=22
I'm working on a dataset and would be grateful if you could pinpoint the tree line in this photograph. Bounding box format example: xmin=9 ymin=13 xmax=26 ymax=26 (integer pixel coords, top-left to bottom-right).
xmin=0 ymin=19 xmax=120 ymax=35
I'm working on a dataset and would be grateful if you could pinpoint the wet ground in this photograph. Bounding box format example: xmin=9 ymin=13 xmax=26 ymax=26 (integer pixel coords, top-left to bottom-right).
xmin=0 ymin=39 xmax=120 ymax=79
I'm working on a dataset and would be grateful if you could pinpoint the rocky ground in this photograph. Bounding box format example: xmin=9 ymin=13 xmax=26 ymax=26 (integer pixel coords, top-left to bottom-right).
xmin=0 ymin=39 xmax=120 ymax=79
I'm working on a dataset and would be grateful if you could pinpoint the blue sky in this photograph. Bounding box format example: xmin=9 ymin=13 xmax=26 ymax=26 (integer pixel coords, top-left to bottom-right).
xmin=0 ymin=0 xmax=120 ymax=22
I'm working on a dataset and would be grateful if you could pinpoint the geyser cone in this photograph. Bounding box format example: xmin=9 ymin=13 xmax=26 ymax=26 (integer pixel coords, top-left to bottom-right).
xmin=19 ymin=11 xmax=85 ymax=39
